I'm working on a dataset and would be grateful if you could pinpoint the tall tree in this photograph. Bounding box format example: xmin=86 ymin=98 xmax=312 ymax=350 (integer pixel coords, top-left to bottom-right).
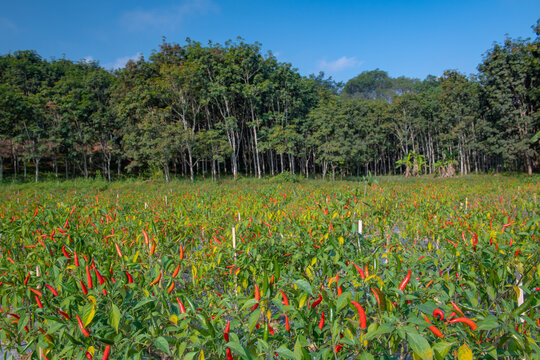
xmin=479 ymin=37 xmax=539 ymax=174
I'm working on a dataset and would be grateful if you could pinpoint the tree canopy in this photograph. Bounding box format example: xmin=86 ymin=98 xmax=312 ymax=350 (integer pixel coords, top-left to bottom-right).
xmin=0 ymin=21 xmax=539 ymax=182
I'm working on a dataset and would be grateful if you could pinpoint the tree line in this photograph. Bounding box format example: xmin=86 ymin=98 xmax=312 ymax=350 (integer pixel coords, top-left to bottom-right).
xmin=1 ymin=21 xmax=539 ymax=182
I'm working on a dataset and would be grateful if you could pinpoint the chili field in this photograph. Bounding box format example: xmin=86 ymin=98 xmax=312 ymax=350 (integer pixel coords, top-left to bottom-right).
xmin=0 ymin=176 xmax=539 ymax=359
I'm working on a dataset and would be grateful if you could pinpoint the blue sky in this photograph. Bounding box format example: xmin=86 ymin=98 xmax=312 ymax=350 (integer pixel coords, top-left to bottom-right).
xmin=1 ymin=0 xmax=538 ymax=82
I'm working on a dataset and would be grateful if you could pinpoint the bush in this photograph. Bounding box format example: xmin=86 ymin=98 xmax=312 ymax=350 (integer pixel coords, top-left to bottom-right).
xmin=269 ymin=171 xmax=302 ymax=183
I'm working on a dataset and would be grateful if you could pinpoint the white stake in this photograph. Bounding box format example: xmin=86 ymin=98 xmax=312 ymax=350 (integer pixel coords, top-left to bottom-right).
xmin=232 ymin=226 xmax=238 ymax=303
xmin=358 ymin=220 xmax=363 ymax=234
xmin=232 ymin=227 xmax=236 ymax=252
xmin=516 ymin=270 xmax=525 ymax=322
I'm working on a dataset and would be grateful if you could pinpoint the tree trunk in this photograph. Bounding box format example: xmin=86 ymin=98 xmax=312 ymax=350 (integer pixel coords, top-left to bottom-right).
xmin=82 ymin=150 xmax=88 ymax=179
xmin=187 ymin=147 xmax=194 ymax=182
xmin=53 ymin=153 xmax=58 ymax=178
xmin=525 ymin=153 xmax=533 ymax=175
xmin=253 ymin=126 xmax=261 ymax=178
xmin=269 ymin=151 xmax=274 ymax=176
xmin=163 ymin=163 xmax=170 ymax=183
xmin=34 ymin=158 xmax=39 ymax=183
xmin=107 ymin=157 xmax=111 ymax=183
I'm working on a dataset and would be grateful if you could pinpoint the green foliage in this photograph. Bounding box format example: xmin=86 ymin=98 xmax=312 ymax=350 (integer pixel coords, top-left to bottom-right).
xmin=342 ymin=69 xmax=419 ymax=101
xmin=269 ymin=171 xmax=302 ymax=183
xmin=0 ymin=176 xmax=538 ymax=358
xmin=0 ymin=19 xmax=539 ymax=183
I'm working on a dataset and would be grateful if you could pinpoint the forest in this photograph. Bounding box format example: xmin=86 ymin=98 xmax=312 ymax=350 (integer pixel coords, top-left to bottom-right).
xmin=0 ymin=20 xmax=539 ymax=182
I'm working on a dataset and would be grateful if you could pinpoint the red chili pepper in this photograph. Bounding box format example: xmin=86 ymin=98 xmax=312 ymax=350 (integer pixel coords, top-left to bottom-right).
xmin=428 ymin=324 xmax=443 ymax=337
xmin=251 ymin=284 xmax=260 ymax=310
xmin=224 ymin=320 xmax=230 ymax=342
xmin=318 ymin=311 xmax=325 ymax=330
xmin=351 ymin=261 xmax=366 ymax=279
xmin=311 ymin=294 xmax=323 ymax=308
xmin=126 ymin=271 xmax=133 ymax=284
xmin=371 ymin=287 xmax=382 ymax=309
xmin=448 ymin=317 xmax=477 ymax=330
xmin=35 ymin=295 xmax=43 ymax=308
xmin=179 ymin=245 xmax=184 ymax=260
xmin=45 ymin=284 xmax=59 ymax=296
xmin=280 ymin=290 xmax=289 ymax=306
xmin=102 ymin=345 xmax=111 ymax=360
xmin=176 ymin=297 xmax=186 ymax=314
xmin=80 ymin=280 xmax=88 ymax=295
xmin=29 ymin=287 xmax=42 ymax=297
xmin=226 ymin=347 xmax=233 ymax=360
xmin=74 ymin=252 xmax=79 ymax=267
xmin=58 ymin=310 xmax=70 ymax=320
xmin=433 ymin=309 xmax=444 ymax=321
xmin=86 ymin=266 xmax=93 ymax=289
xmin=95 ymin=269 xmax=105 ymax=285
xmin=285 ymin=314 xmax=290 ymax=332
xmin=399 ymin=269 xmax=411 ymax=291
xmin=142 ymin=229 xmax=149 ymax=245
xmin=172 ymin=264 xmax=180 ymax=278
xmin=149 ymin=271 xmax=162 ymax=286
xmin=76 ymin=315 xmax=90 ymax=337
xmin=350 ymin=301 xmax=367 ymax=329
xmin=450 ymin=301 xmax=465 ymax=317
xmin=62 ymin=246 xmax=71 ymax=258
xmin=268 ymin=323 xmax=275 ymax=335
xmin=24 ymin=271 xmax=30 ymax=285
xmin=115 ymin=243 xmax=122 ymax=258
xmin=424 ymin=315 xmax=443 ymax=337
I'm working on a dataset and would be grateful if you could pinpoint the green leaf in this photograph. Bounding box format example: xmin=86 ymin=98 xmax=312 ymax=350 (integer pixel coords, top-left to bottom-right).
xmin=227 ymin=341 xmax=249 ymax=359
xmin=433 ymin=341 xmax=453 ymax=360
xmin=457 ymin=343 xmax=472 ymax=360
xmin=294 ymin=279 xmax=313 ymax=296
xmin=109 ymin=303 xmax=121 ymax=333
xmin=154 ymin=336 xmax=171 ymax=355
xmin=364 ymin=323 xmax=393 ymax=341
xmin=476 ymin=315 xmax=498 ymax=331
xmin=407 ymin=332 xmax=433 ymax=360
xmin=360 ymin=353 xmax=374 ymax=360
xmin=293 ymin=338 xmax=304 ymax=360
xmin=133 ymin=297 xmax=154 ymax=310
xmin=82 ymin=303 xmax=95 ymax=327
xmin=336 ymin=292 xmax=351 ymax=312
xmin=177 ymin=342 xmax=187 ymax=358
xmin=241 ymin=298 xmax=259 ymax=311
xmin=248 ymin=307 xmax=261 ymax=333
xmin=184 ymin=352 xmax=198 ymax=360
xmin=275 ymin=345 xmax=296 ymax=359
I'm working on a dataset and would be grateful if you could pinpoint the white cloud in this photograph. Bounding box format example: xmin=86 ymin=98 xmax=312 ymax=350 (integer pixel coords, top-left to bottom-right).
xmin=120 ymin=0 xmax=218 ymax=32
xmin=83 ymin=56 xmax=94 ymax=63
xmin=103 ymin=53 xmax=143 ymax=70
xmin=319 ymin=56 xmax=362 ymax=72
